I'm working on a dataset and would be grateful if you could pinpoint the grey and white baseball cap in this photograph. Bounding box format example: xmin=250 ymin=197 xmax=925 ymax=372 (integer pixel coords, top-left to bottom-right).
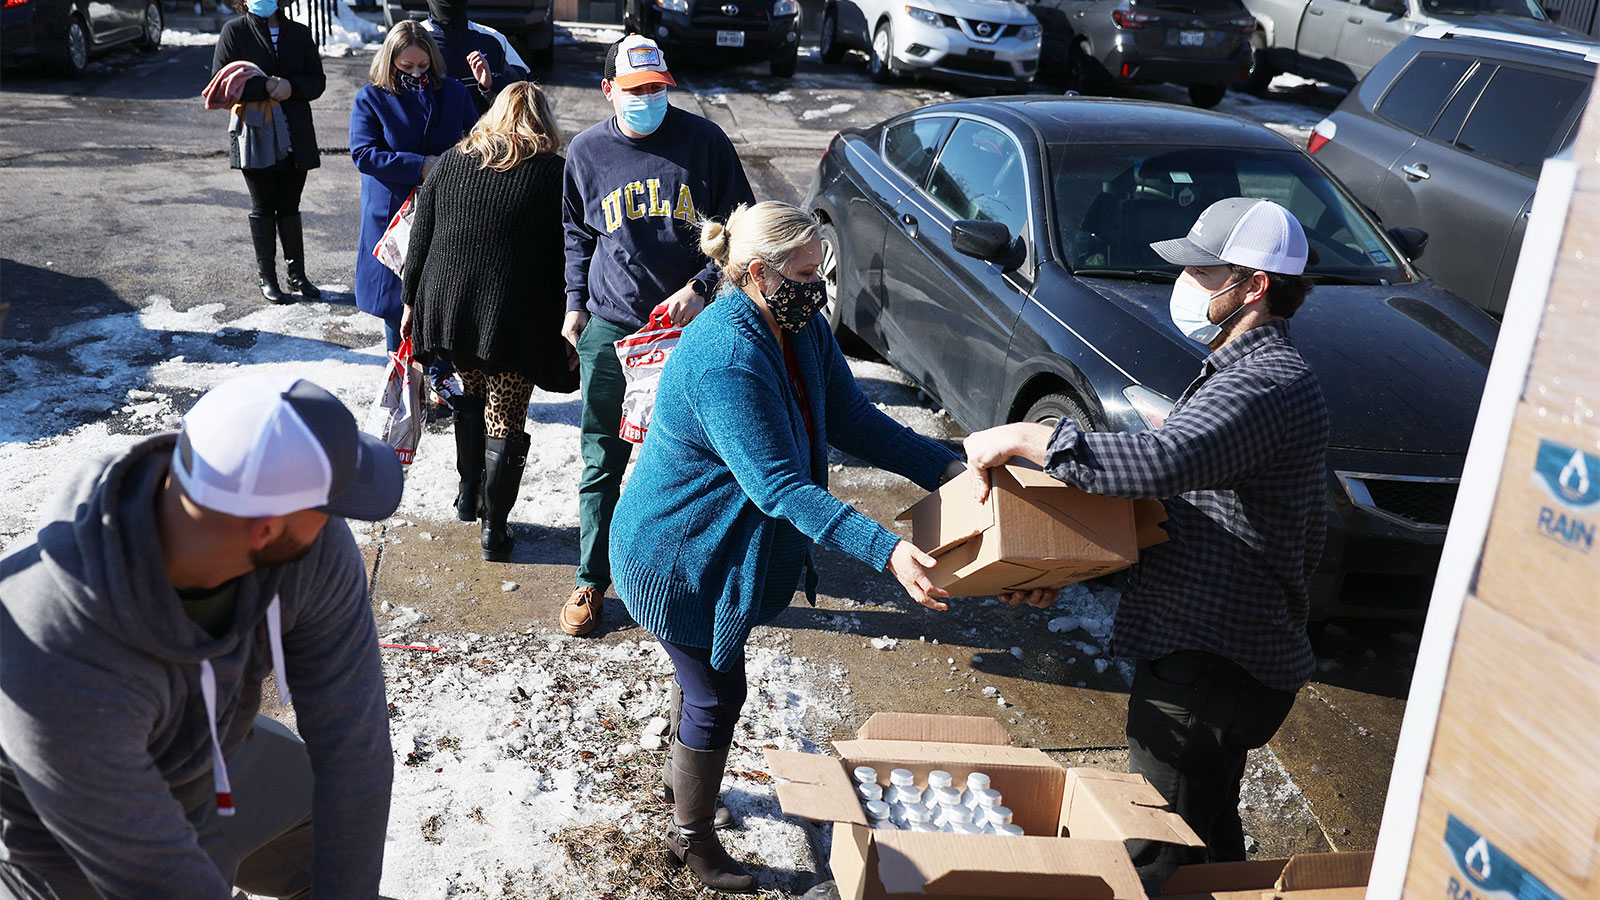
xmin=1150 ymin=197 xmax=1309 ymax=276
xmin=173 ymin=374 xmax=404 ymax=521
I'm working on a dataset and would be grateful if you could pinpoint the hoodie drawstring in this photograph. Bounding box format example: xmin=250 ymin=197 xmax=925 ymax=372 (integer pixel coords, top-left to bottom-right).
xmin=201 ymin=595 xmax=291 ymax=817
xmin=198 ymin=659 xmax=234 ymax=817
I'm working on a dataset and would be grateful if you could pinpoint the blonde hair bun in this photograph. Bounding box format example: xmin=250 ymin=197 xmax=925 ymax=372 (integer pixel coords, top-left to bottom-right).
xmin=699 ymin=201 xmax=816 ymax=289
xmin=700 ymin=217 xmax=732 ymax=265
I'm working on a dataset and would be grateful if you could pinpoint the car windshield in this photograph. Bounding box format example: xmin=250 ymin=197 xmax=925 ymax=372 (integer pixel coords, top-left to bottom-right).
xmin=1418 ymin=0 xmax=1545 ymax=17
xmin=1049 ymin=144 xmax=1410 ymax=283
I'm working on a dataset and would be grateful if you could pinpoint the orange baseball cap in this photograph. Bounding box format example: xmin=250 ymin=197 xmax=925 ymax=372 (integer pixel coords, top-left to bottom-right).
xmin=605 ymin=33 xmax=677 ymax=89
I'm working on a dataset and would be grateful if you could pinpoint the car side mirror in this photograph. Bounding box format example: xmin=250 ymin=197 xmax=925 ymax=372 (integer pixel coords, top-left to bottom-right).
xmin=952 ymin=220 xmax=1024 ymax=270
xmin=1388 ymin=226 xmax=1428 ymax=262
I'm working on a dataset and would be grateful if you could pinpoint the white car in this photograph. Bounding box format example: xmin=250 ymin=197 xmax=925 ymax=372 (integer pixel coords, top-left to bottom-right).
xmin=820 ymin=0 xmax=1042 ymax=90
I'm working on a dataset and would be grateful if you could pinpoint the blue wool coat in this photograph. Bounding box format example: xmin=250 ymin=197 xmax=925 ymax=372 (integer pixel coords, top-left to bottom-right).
xmin=349 ymin=79 xmax=479 ymax=322
xmin=612 ymin=286 xmax=959 ymax=672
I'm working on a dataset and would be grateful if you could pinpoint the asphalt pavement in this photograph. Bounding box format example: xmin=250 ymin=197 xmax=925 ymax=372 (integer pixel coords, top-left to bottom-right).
xmin=0 ymin=23 xmax=1412 ymax=872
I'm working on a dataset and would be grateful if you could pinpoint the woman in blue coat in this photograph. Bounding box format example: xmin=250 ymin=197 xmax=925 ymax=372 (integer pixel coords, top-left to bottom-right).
xmin=610 ymin=202 xmax=966 ymax=892
xmin=350 ymin=20 xmax=479 ymax=351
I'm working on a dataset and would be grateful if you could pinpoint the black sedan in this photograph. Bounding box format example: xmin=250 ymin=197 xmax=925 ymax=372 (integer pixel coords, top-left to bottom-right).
xmin=806 ymin=96 xmax=1499 ymax=619
xmin=1 ymin=0 xmax=162 ymax=77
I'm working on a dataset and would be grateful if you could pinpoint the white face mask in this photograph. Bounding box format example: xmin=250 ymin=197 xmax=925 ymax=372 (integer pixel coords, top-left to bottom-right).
xmin=1169 ymin=276 xmax=1247 ymax=344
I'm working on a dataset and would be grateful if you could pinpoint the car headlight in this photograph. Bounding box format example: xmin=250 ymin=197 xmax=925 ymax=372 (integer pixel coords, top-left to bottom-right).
xmin=1123 ymin=385 xmax=1174 ymax=430
xmin=773 ymin=0 xmax=799 ymax=14
xmin=1019 ymin=23 xmax=1042 ymax=39
xmin=655 ymin=0 xmax=689 ymax=12
xmin=904 ymin=5 xmax=944 ymax=27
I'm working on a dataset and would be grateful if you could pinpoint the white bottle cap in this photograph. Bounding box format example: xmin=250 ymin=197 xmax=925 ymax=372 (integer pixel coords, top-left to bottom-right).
xmin=952 ymin=821 xmax=986 ymax=835
xmin=995 ymin=823 xmax=1025 ymax=836
xmin=910 ymin=822 xmax=939 ymax=833
xmin=889 ymin=768 xmax=915 ymax=787
xmin=928 ymin=770 xmax=953 ymax=790
xmin=857 ymin=783 xmax=883 ymax=802
xmin=942 ymin=806 xmax=973 ymax=825
xmin=966 ymin=772 xmax=991 ymax=792
xmin=901 ymin=804 xmax=931 ymax=824
xmin=987 ymin=805 xmax=1014 ymax=825
xmin=865 ymin=799 xmax=892 ymax=820
xmin=934 ymin=786 xmax=963 ymax=807
xmin=853 ymin=766 xmax=878 ymax=785
xmin=973 ymin=789 xmax=1002 ymax=808
xmin=891 ymin=785 xmax=923 ymax=806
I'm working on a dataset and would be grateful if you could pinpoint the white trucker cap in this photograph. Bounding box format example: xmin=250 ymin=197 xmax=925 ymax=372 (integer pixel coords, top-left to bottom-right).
xmin=172 ymin=374 xmax=403 ymax=521
xmin=605 ymin=33 xmax=675 ymax=89
xmin=1150 ymin=197 xmax=1309 ymax=275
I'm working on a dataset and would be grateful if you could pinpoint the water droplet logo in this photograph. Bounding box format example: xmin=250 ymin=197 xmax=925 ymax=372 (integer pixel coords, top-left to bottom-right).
xmin=1558 ymin=448 xmax=1590 ymax=504
xmin=1464 ymin=835 xmax=1492 ymax=883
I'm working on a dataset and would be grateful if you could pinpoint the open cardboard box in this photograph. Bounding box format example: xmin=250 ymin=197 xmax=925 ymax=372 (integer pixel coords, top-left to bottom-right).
xmin=1160 ymin=851 xmax=1374 ymax=900
xmin=765 ymin=713 xmax=1204 ymax=900
xmin=898 ymin=463 xmax=1169 ymax=596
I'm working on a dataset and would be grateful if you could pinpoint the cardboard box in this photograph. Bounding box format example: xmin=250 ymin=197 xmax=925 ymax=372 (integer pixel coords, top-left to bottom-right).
xmin=764 ymin=713 xmax=1203 ymax=900
xmin=897 ymin=464 xmax=1168 ymax=596
xmin=1161 ymin=851 xmax=1373 ymax=900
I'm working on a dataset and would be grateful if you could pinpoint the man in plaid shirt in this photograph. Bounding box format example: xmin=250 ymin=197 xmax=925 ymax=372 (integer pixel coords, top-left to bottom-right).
xmin=966 ymin=198 xmax=1328 ymax=882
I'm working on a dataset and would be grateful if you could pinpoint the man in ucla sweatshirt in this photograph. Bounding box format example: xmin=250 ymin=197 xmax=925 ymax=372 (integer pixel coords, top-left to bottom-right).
xmin=0 ymin=375 xmax=401 ymax=899
xmin=559 ymin=34 xmax=755 ymax=638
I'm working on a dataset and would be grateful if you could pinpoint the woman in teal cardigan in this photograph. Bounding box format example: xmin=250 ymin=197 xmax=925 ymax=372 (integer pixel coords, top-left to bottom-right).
xmin=610 ymin=201 xmax=963 ymax=892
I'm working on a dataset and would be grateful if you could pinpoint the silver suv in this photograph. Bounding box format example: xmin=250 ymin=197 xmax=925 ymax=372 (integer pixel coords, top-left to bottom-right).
xmin=1308 ymin=25 xmax=1596 ymax=316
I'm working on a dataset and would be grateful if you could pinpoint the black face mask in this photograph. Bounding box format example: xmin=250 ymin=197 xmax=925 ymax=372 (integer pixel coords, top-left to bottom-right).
xmin=426 ymin=0 xmax=467 ymax=27
xmin=763 ymin=274 xmax=828 ymax=333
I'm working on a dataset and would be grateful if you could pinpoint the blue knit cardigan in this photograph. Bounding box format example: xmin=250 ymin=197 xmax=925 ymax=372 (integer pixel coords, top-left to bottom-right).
xmin=612 ymin=285 xmax=959 ymax=672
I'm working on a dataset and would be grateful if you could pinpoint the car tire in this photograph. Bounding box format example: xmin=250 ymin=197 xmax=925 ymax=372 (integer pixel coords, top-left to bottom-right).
xmin=1188 ymin=83 xmax=1227 ymax=109
xmin=1024 ymin=392 xmax=1095 ymax=432
xmin=1062 ymin=37 xmax=1100 ymax=95
xmin=770 ymin=44 xmax=798 ymax=77
xmin=820 ymin=4 xmax=845 ymax=64
xmin=818 ymin=220 xmax=873 ymax=357
xmin=1238 ymin=32 xmax=1272 ymax=95
xmin=137 ymin=0 xmax=163 ymax=51
xmin=53 ymin=14 xmax=91 ymax=79
xmin=868 ymin=21 xmax=895 ymax=84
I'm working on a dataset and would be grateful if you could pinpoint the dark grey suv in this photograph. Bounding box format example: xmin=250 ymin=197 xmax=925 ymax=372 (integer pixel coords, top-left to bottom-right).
xmin=1308 ymin=25 xmax=1596 ymax=316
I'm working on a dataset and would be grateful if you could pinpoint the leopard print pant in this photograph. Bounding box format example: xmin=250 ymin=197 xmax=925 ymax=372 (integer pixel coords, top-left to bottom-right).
xmin=459 ymin=369 xmax=534 ymax=438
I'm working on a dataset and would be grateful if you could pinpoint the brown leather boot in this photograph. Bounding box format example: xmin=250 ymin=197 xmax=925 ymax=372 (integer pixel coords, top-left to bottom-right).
xmin=659 ymin=678 xmax=735 ymax=829
xmin=663 ymin=741 xmax=755 ymax=893
xmin=559 ymin=585 xmax=602 ymax=636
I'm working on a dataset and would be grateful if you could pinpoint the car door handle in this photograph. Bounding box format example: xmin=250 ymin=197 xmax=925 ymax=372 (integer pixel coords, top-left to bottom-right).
xmin=1308 ymin=5 xmax=1324 ymax=13
xmin=1347 ymin=14 xmax=1362 ymax=22
xmin=1400 ymin=163 xmax=1430 ymax=181
xmin=900 ymin=213 xmax=919 ymax=237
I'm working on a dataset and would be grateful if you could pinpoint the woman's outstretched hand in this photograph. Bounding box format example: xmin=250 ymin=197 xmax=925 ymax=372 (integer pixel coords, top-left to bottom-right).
xmin=887 ymin=540 xmax=949 ymax=612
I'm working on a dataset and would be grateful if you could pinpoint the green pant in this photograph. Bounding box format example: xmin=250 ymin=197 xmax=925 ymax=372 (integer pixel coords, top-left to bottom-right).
xmin=576 ymin=314 xmax=636 ymax=590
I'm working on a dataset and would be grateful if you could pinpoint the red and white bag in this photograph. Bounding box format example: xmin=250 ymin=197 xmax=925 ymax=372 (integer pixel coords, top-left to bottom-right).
xmin=364 ymin=337 xmax=425 ymax=464
xmin=614 ymin=305 xmax=681 ymax=444
xmin=372 ymin=188 xmax=418 ymax=277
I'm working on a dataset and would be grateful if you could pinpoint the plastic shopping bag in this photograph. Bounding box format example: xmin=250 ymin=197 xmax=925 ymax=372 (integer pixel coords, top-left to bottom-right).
xmin=364 ymin=337 xmax=425 ymax=464
xmin=373 ymin=188 xmax=418 ymax=278
xmin=614 ymin=305 xmax=681 ymax=444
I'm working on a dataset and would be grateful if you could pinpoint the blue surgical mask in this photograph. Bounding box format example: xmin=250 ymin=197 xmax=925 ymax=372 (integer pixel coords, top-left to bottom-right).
xmin=247 ymin=0 xmax=277 ymax=16
xmin=1169 ymin=276 xmax=1247 ymax=344
xmin=617 ymin=90 xmax=668 ymax=137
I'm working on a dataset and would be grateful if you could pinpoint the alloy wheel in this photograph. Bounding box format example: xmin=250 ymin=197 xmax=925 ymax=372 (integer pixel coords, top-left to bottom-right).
xmin=68 ymin=20 xmax=89 ymax=72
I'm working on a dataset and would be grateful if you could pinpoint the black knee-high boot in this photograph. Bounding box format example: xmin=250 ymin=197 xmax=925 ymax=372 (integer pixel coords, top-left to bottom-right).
xmin=277 ymin=213 xmax=321 ymax=299
xmin=481 ymin=430 xmax=528 ymax=562
xmin=453 ymin=396 xmax=486 ymax=522
xmin=664 ymin=742 xmax=756 ymax=892
xmin=249 ymin=215 xmax=290 ymax=304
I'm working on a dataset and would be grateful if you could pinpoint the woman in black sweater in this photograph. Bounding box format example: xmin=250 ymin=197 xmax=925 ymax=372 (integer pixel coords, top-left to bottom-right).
xmin=401 ymin=82 xmax=575 ymax=561
xmin=212 ymin=0 xmax=326 ymax=303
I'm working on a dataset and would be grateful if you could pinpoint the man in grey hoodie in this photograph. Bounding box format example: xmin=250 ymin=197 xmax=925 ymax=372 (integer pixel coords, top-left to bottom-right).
xmin=0 ymin=375 xmax=403 ymax=899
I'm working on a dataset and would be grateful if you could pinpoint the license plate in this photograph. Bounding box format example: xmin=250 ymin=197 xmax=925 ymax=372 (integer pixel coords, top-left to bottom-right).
xmin=968 ymin=48 xmax=995 ymax=60
xmin=716 ymin=30 xmax=745 ymax=47
xmin=1179 ymin=29 xmax=1204 ymax=46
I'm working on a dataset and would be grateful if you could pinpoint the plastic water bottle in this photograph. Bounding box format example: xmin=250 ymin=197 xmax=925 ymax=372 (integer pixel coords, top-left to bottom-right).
xmin=927 ymin=770 xmax=954 ymax=791
xmin=937 ymin=803 xmax=974 ymax=832
xmin=960 ymin=772 xmax=991 ymax=808
xmin=951 ymin=820 xmax=986 ymax=835
xmin=899 ymin=802 xmax=933 ymax=830
xmin=853 ymin=766 xmax=879 ymax=786
xmin=890 ymin=768 xmax=916 ymax=789
xmin=857 ymin=782 xmax=883 ymax=803
xmin=930 ymin=786 xmax=964 ymax=829
xmin=866 ymin=799 xmax=898 ymax=830
xmin=983 ymin=805 xmax=1014 ymax=834
xmin=969 ymin=788 xmax=1002 ymax=820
